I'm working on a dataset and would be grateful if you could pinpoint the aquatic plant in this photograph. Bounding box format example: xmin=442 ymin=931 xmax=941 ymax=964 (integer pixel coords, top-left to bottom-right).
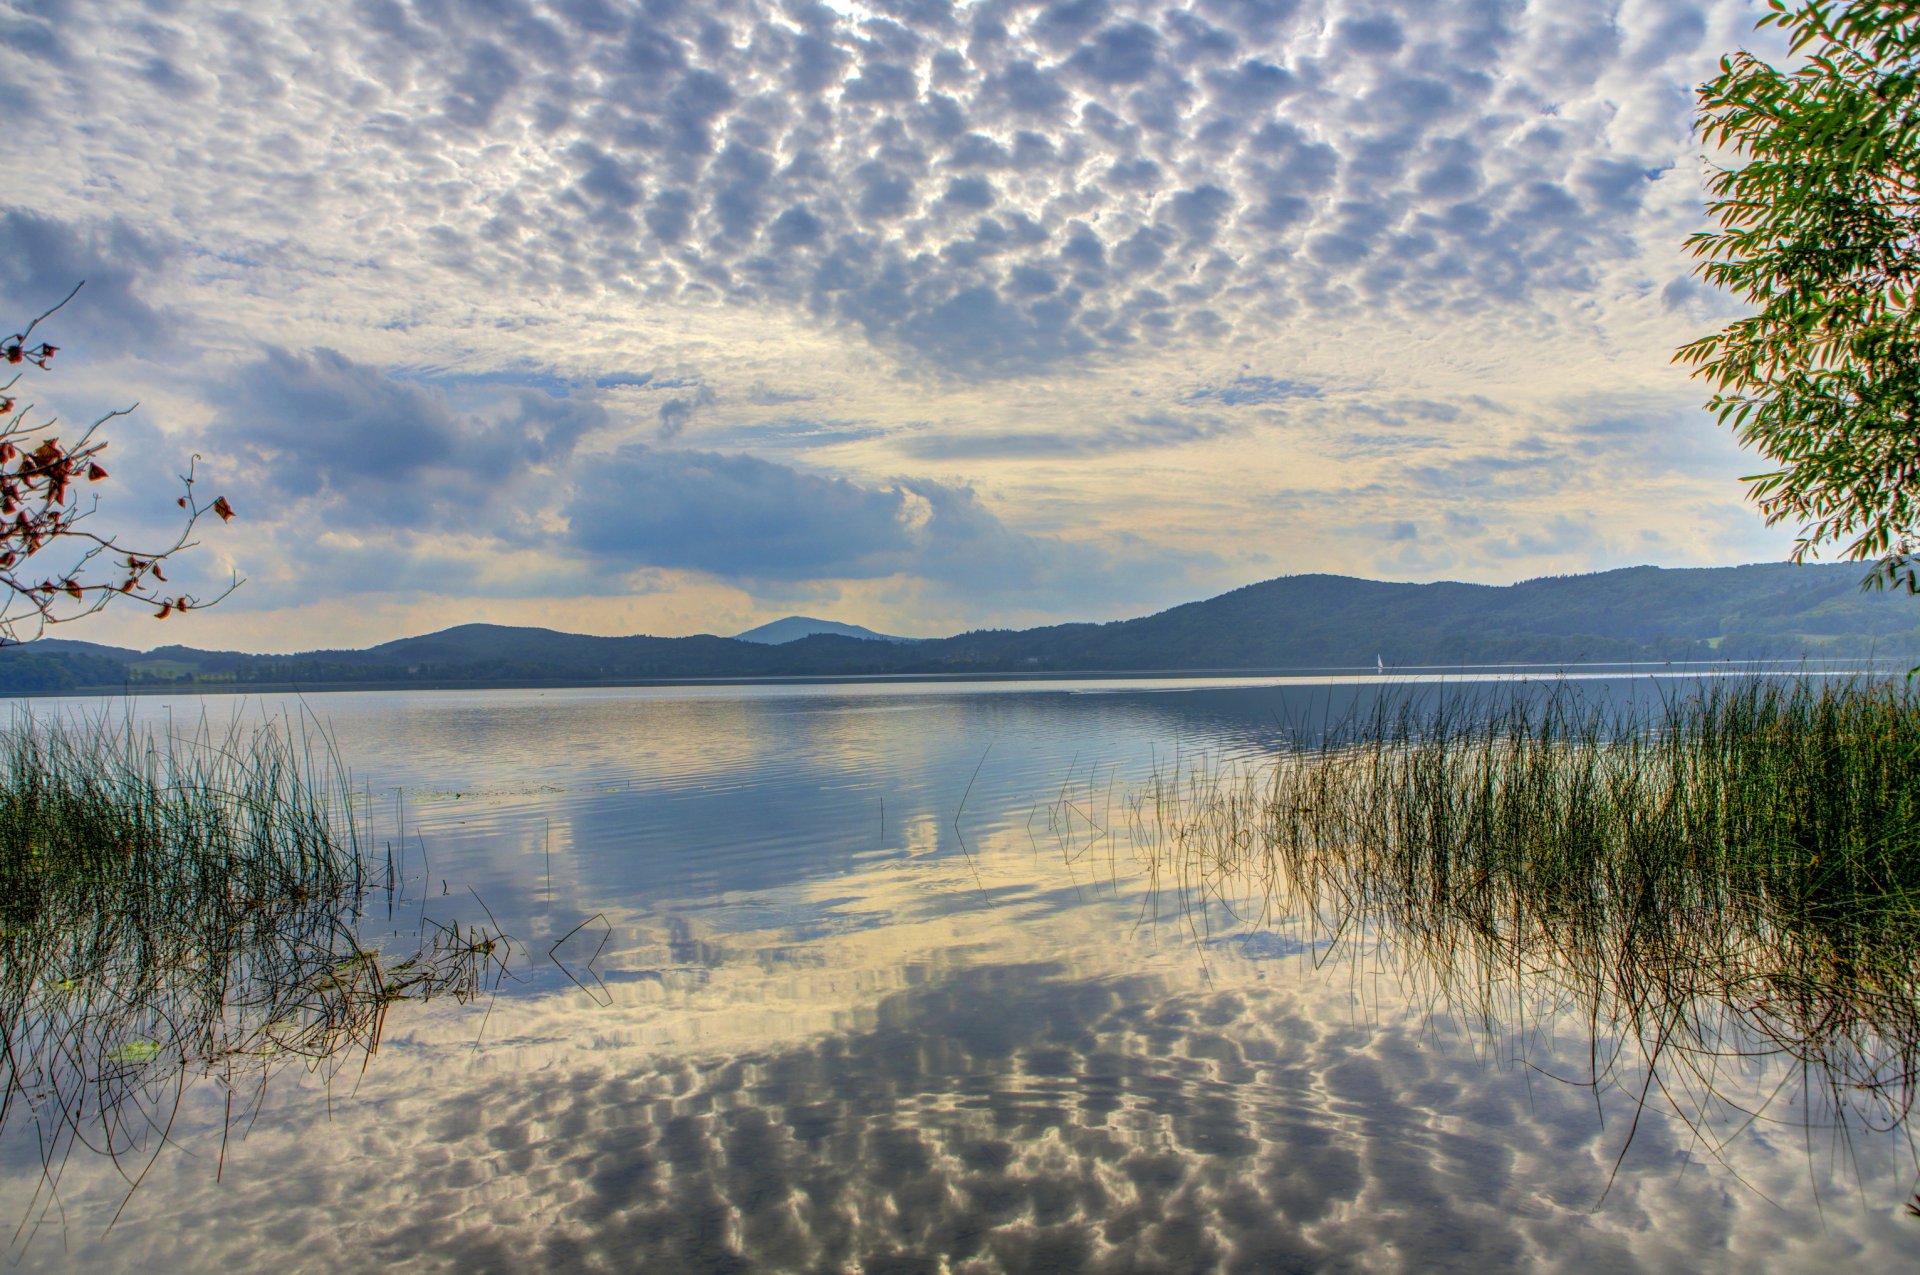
xmin=0 ymin=710 xmax=509 ymax=1246
xmin=1110 ymin=677 xmax=1920 ymax=1198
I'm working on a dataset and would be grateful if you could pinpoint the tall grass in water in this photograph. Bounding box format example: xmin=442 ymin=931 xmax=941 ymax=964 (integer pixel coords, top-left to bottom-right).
xmin=1125 ymin=677 xmax=1920 ymax=1193
xmin=0 ymin=710 xmax=505 ymax=1240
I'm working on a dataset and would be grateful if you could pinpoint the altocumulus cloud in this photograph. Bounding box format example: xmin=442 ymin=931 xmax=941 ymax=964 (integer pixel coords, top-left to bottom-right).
xmin=0 ymin=0 xmax=1791 ymax=640
xmin=6 ymin=0 xmax=1732 ymax=377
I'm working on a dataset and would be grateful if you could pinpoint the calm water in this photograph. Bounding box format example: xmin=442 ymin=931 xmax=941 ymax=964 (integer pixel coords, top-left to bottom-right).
xmin=1 ymin=673 xmax=1914 ymax=1271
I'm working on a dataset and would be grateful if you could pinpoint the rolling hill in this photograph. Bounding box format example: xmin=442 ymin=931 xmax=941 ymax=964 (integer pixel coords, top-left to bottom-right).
xmin=731 ymin=616 xmax=914 ymax=644
xmin=1 ymin=562 xmax=1914 ymax=694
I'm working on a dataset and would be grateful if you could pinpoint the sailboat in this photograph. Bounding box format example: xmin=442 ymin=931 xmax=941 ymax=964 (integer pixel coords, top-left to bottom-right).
xmin=1376 ymin=654 xmax=1385 ymax=675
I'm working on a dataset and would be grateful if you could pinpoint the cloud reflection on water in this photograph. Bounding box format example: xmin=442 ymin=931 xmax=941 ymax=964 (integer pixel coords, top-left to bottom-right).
xmin=11 ymin=800 xmax=1916 ymax=1272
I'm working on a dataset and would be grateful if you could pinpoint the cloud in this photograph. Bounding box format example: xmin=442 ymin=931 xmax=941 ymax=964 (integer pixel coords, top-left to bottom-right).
xmin=4 ymin=0 xmax=1799 ymax=648
xmin=1335 ymin=13 xmax=1407 ymax=57
xmin=1066 ymin=20 xmax=1161 ymax=85
xmin=4 ymin=2 xmax=1740 ymax=378
xmin=566 ymin=444 xmax=1128 ymax=591
xmin=656 ymin=384 xmax=716 ymax=440
xmin=1485 ymin=512 xmax=1595 ymax=559
xmin=42 ymin=919 xmax=1908 ymax=1274
xmin=0 ymin=210 xmax=171 ymax=354
xmin=706 ymin=417 xmax=891 ymax=449
xmin=1180 ymin=376 xmax=1322 ymax=407
xmin=896 ymin=410 xmax=1235 ymax=459
xmin=208 ymin=347 xmax=607 ymax=529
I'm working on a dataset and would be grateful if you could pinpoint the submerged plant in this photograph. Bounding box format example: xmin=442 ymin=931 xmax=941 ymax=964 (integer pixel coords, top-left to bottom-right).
xmin=1110 ymin=677 xmax=1920 ymax=1201
xmin=0 ymin=709 xmax=509 ymax=1247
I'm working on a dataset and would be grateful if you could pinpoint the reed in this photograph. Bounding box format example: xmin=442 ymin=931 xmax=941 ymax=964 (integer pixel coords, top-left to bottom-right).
xmin=1119 ymin=676 xmax=1920 ymax=1178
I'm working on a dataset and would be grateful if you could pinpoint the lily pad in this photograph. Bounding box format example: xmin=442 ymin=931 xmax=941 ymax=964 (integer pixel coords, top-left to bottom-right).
xmin=107 ymin=1040 xmax=161 ymax=1064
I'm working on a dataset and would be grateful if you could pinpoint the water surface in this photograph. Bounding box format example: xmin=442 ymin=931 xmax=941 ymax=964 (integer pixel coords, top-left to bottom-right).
xmin=1 ymin=673 xmax=1913 ymax=1271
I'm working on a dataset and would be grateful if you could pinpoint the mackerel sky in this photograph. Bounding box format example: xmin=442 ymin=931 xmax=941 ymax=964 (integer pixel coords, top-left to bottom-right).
xmin=3 ymin=0 xmax=1790 ymax=651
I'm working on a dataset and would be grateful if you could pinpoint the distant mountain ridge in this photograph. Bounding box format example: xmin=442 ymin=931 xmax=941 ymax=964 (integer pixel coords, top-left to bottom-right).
xmin=732 ymin=616 xmax=913 ymax=645
xmin=2 ymin=562 xmax=1916 ymax=694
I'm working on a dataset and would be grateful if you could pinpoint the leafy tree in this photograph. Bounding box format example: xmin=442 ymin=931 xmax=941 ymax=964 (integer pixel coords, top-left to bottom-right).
xmin=0 ymin=284 xmax=235 ymax=642
xmin=1679 ymin=1 xmax=1920 ymax=590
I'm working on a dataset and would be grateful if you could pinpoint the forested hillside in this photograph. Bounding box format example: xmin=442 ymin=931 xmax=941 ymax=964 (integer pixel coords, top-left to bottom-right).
xmin=2 ymin=563 xmax=1911 ymax=693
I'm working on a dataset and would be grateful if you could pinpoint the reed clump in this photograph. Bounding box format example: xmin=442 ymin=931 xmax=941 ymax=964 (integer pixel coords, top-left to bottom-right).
xmin=0 ymin=710 xmax=505 ymax=1237
xmin=1127 ymin=677 xmax=1920 ymax=1140
xmin=0 ymin=711 xmax=361 ymax=950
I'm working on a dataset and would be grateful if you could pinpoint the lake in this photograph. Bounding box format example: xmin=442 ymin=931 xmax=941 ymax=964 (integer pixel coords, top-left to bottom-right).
xmin=1 ymin=672 xmax=1914 ymax=1271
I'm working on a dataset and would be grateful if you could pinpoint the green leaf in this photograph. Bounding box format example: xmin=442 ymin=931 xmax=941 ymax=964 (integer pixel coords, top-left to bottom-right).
xmin=1682 ymin=1 xmax=1920 ymax=580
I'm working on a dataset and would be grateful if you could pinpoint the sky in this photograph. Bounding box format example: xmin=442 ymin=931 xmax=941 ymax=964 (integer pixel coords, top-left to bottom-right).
xmin=0 ymin=0 xmax=1799 ymax=653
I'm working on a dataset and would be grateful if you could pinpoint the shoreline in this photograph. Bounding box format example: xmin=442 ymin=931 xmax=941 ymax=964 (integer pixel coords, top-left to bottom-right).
xmin=0 ymin=655 xmax=1887 ymax=699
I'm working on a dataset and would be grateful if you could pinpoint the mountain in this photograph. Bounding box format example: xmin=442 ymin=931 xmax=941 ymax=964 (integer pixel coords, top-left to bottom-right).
xmin=733 ymin=616 xmax=913 ymax=645
xmin=2 ymin=562 xmax=1916 ymax=693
